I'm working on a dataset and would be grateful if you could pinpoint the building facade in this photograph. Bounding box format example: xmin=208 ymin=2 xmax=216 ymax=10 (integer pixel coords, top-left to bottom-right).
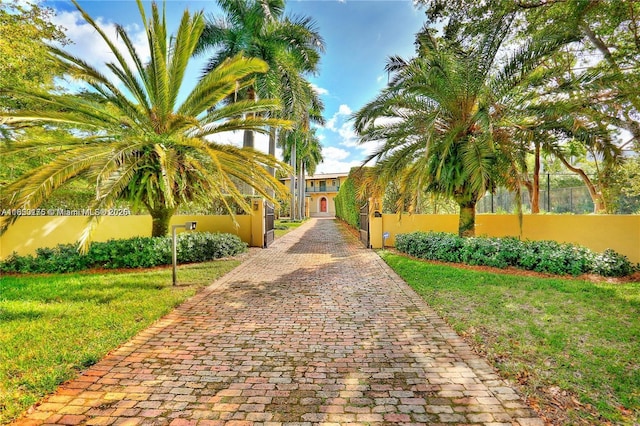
xmin=282 ymin=172 xmax=349 ymax=217
xmin=305 ymin=173 xmax=348 ymax=217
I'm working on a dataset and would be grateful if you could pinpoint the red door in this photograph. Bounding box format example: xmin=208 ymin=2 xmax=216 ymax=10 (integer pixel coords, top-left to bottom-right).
xmin=320 ymin=197 xmax=327 ymax=213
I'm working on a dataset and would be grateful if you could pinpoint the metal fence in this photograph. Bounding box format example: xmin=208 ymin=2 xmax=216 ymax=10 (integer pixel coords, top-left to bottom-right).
xmin=477 ymin=173 xmax=599 ymax=214
xmin=477 ymin=186 xmax=595 ymax=214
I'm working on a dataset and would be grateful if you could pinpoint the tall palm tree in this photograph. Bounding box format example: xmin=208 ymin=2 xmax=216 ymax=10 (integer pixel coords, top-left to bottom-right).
xmin=354 ymin=19 xmax=569 ymax=237
xmin=297 ymin=128 xmax=323 ymax=219
xmin=0 ymin=0 xmax=291 ymax=248
xmin=276 ymin=77 xmax=324 ymax=219
xmin=195 ymin=0 xmax=324 ymax=153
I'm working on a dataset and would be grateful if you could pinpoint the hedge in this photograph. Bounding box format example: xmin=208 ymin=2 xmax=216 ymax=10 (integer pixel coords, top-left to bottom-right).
xmin=0 ymin=232 xmax=247 ymax=274
xmin=334 ymin=177 xmax=360 ymax=228
xmin=395 ymin=232 xmax=636 ymax=277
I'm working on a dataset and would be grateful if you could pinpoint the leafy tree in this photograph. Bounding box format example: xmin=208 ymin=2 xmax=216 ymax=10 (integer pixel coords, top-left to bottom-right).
xmin=417 ymin=0 xmax=639 ymax=212
xmin=0 ymin=0 xmax=66 ymax=102
xmin=354 ymin=19 xmax=567 ymax=236
xmin=0 ymin=0 xmax=291 ymax=248
xmin=0 ymin=0 xmax=67 ymax=143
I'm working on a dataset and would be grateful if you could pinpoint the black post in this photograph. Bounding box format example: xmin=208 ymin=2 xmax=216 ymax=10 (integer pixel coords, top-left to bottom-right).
xmin=547 ymin=173 xmax=551 ymax=212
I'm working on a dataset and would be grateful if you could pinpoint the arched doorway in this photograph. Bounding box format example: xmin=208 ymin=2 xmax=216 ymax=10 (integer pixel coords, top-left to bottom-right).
xmin=320 ymin=197 xmax=328 ymax=213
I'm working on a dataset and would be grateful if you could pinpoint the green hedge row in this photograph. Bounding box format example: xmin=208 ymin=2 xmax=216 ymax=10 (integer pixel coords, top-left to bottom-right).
xmin=395 ymin=232 xmax=636 ymax=277
xmin=0 ymin=232 xmax=247 ymax=274
xmin=335 ymin=177 xmax=360 ymax=228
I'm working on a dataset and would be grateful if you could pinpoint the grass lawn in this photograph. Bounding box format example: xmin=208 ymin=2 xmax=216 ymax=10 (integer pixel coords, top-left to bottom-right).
xmin=274 ymin=218 xmax=306 ymax=238
xmin=0 ymin=260 xmax=239 ymax=424
xmin=380 ymin=251 xmax=640 ymax=425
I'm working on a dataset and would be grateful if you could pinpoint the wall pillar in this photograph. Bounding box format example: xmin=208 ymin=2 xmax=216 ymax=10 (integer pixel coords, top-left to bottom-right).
xmin=250 ymin=197 xmax=265 ymax=248
xmin=369 ymin=197 xmax=384 ymax=249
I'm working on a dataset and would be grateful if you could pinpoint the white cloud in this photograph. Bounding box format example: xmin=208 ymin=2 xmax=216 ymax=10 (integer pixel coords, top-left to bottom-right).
xmin=315 ymin=159 xmax=361 ymax=174
xmin=323 ymin=146 xmax=350 ymax=161
xmin=323 ymin=104 xmax=360 ymax=150
xmin=310 ymin=83 xmax=329 ymax=96
xmin=338 ymin=104 xmax=352 ymax=115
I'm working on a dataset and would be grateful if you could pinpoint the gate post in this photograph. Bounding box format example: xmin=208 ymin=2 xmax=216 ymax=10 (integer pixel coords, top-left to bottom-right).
xmin=250 ymin=198 xmax=265 ymax=247
xmin=369 ymin=198 xmax=384 ymax=249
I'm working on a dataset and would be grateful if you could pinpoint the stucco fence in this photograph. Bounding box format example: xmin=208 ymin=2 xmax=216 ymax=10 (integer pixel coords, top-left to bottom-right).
xmin=0 ymin=201 xmax=270 ymax=260
xmin=367 ymin=212 xmax=640 ymax=265
xmin=2 ymin=208 xmax=639 ymax=265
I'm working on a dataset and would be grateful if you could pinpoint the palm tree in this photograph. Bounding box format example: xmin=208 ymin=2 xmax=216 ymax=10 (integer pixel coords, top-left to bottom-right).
xmin=354 ymin=19 xmax=568 ymax=237
xmin=195 ymin=0 xmax=324 ymax=154
xmin=0 ymin=0 xmax=291 ymax=248
xmin=286 ymin=127 xmax=322 ymax=219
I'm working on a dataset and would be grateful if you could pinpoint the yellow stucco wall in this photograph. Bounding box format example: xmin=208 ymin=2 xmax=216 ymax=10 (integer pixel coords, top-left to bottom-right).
xmin=0 ymin=214 xmax=254 ymax=259
xmin=371 ymin=213 xmax=640 ymax=264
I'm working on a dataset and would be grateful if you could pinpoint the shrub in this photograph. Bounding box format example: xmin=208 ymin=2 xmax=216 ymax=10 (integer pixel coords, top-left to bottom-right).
xmin=0 ymin=232 xmax=247 ymax=274
xmin=460 ymin=237 xmax=509 ymax=268
xmin=592 ymin=249 xmax=635 ymax=277
xmin=394 ymin=231 xmax=636 ymax=277
xmin=176 ymin=232 xmax=246 ymax=263
xmin=396 ymin=232 xmax=463 ymax=262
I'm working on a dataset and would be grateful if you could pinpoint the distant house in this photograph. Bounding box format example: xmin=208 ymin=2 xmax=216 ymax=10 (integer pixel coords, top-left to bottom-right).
xmin=305 ymin=173 xmax=348 ymax=216
xmin=282 ymin=172 xmax=349 ymax=217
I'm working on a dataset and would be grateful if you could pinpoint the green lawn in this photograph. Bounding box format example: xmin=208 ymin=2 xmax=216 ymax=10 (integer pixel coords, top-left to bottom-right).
xmin=274 ymin=219 xmax=307 ymax=238
xmin=380 ymin=251 xmax=640 ymax=425
xmin=0 ymin=260 xmax=239 ymax=424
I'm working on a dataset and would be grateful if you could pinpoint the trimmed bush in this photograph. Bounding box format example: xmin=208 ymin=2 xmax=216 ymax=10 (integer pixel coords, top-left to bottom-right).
xmin=0 ymin=232 xmax=247 ymax=274
xmin=394 ymin=231 xmax=636 ymax=277
xmin=335 ymin=177 xmax=360 ymax=229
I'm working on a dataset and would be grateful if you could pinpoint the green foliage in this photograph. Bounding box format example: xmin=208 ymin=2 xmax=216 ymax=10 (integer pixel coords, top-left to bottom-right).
xmin=176 ymin=232 xmax=246 ymax=263
xmin=0 ymin=233 xmax=246 ymax=274
xmin=0 ymin=0 xmax=67 ymax=110
xmin=592 ymin=249 xmax=636 ymax=278
xmin=395 ymin=231 xmax=636 ymax=277
xmin=335 ymin=167 xmax=371 ymax=229
xmin=334 ymin=177 xmax=360 ymax=229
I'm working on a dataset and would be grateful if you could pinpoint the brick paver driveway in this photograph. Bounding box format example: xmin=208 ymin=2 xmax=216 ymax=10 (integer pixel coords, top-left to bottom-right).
xmin=15 ymin=218 xmax=543 ymax=426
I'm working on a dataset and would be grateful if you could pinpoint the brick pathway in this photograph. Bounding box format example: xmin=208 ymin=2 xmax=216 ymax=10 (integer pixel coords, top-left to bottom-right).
xmin=14 ymin=218 xmax=543 ymax=426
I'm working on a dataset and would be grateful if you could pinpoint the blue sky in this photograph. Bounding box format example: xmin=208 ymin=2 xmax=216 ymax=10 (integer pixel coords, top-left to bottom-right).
xmin=46 ymin=0 xmax=427 ymax=173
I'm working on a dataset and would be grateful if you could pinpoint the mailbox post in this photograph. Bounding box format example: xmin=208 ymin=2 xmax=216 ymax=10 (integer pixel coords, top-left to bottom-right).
xmin=172 ymin=221 xmax=197 ymax=286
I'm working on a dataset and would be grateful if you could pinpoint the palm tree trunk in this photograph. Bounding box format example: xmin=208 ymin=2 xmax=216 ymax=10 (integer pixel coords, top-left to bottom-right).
xmin=268 ymin=127 xmax=277 ymax=176
xmin=243 ymin=130 xmax=254 ymax=149
xmin=457 ymin=200 xmax=476 ymax=238
xmin=531 ymin=141 xmax=541 ymax=213
xmin=243 ymin=86 xmax=256 ymax=149
xmin=148 ymin=206 xmax=176 ymax=237
xmin=290 ymin=143 xmax=296 ymax=219
xmin=298 ymin=162 xmax=305 ymax=219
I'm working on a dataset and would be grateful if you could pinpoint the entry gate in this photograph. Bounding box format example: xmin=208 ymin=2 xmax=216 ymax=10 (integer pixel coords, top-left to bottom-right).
xmin=264 ymin=203 xmax=275 ymax=248
xmin=359 ymin=202 xmax=369 ymax=248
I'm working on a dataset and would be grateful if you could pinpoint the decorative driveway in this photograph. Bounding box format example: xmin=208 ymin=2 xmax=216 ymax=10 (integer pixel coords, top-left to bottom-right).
xmin=14 ymin=218 xmax=543 ymax=425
